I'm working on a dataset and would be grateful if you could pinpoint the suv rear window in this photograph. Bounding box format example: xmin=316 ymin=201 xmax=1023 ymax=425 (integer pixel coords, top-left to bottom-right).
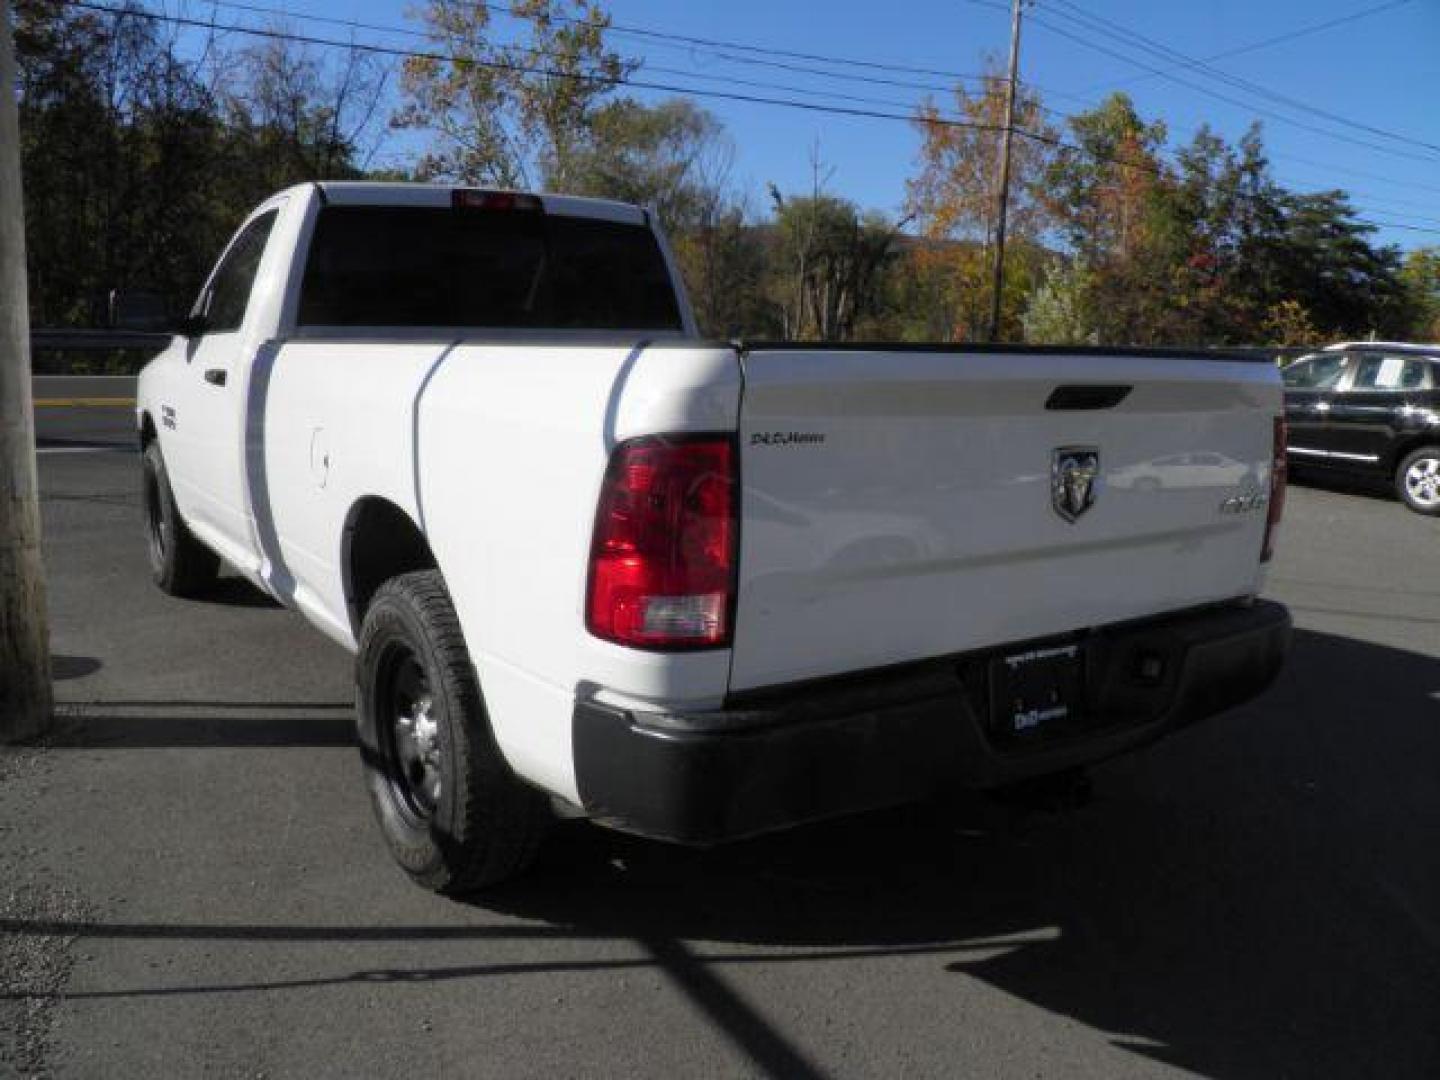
xmin=297 ymin=205 xmax=682 ymax=331
xmin=1282 ymin=353 xmax=1348 ymax=389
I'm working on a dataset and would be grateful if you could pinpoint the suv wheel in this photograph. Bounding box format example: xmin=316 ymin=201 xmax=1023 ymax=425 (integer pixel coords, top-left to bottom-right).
xmin=1396 ymin=447 xmax=1440 ymax=515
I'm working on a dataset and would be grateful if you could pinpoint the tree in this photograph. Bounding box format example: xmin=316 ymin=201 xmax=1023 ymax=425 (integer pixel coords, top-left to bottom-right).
xmin=1261 ymin=299 xmax=1319 ymax=346
xmin=1040 ymin=93 xmax=1199 ymax=344
xmin=906 ymin=61 xmax=1054 ymax=340
xmin=673 ymin=199 xmax=774 ymax=339
xmin=15 ymin=1 xmax=382 ymax=330
xmin=1257 ymin=190 xmax=1413 ymax=339
xmin=560 ymin=97 xmax=728 ymax=233
xmin=1044 ymin=93 xmax=1167 ymax=268
xmin=219 ymin=30 xmax=387 ymax=193
xmin=556 ymin=96 xmax=770 ymax=337
xmin=768 ymin=189 xmax=902 ymax=341
xmin=394 ymin=0 xmax=632 ymax=188
xmin=1022 ymin=258 xmax=1096 ymax=344
xmin=1400 ymin=247 xmax=1440 ymax=340
xmin=16 ymin=0 xmax=229 ymax=325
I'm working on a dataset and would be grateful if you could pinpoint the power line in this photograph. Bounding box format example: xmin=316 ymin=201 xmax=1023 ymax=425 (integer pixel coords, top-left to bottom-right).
xmin=172 ymin=0 xmax=1440 ymax=212
xmin=57 ymin=0 xmax=1440 ymax=239
xmin=203 ymin=0 xmax=990 ymax=99
xmin=477 ymin=0 xmax=990 ymax=86
xmin=1026 ymin=7 xmax=1440 ymax=169
xmin=1083 ymin=0 xmax=1414 ymax=94
xmin=1044 ymin=0 xmax=1440 ymax=159
xmin=1027 ymin=89 xmax=1440 ymax=205
xmin=157 ymin=0 xmax=990 ymax=122
xmin=64 ymin=1 xmax=1014 ymax=135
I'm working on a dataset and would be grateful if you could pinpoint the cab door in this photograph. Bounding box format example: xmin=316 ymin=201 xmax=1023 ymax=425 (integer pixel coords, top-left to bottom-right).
xmin=172 ymin=208 xmax=281 ymax=562
xmin=1328 ymin=351 xmax=1437 ymax=467
xmin=1282 ymin=351 xmax=1351 ymax=462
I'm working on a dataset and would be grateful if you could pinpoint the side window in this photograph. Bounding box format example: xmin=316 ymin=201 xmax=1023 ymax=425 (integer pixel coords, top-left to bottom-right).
xmin=1350 ymin=352 xmax=1434 ymax=392
xmin=201 ymin=210 xmax=279 ymax=334
xmin=1282 ymin=353 xmax=1347 ymax=390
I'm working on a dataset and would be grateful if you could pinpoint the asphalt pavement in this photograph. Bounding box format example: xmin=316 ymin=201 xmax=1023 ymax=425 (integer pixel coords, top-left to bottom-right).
xmin=2 ymin=398 xmax=1438 ymax=1079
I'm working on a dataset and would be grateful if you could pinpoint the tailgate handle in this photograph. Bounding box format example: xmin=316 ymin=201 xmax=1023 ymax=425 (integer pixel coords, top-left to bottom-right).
xmin=1046 ymin=385 xmax=1131 ymax=410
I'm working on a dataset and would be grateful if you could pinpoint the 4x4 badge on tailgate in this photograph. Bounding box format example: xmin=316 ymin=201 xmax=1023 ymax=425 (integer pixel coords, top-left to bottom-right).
xmin=1052 ymin=447 xmax=1099 ymax=523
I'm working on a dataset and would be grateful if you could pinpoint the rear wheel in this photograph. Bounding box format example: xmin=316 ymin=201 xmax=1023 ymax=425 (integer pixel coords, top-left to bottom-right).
xmin=1396 ymin=447 xmax=1440 ymax=515
xmin=142 ymin=442 xmax=219 ymax=596
xmin=356 ymin=570 xmax=549 ymax=894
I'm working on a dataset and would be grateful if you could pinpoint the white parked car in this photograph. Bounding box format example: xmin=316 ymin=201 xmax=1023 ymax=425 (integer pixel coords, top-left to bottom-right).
xmin=136 ymin=183 xmax=1292 ymax=893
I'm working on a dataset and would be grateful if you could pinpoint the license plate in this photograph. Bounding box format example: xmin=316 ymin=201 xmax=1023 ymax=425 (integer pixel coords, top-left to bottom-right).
xmin=989 ymin=643 xmax=1085 ymax=742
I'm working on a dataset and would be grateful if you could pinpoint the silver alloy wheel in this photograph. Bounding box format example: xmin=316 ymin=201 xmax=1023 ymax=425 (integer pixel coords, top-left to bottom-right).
xmin=1404 ymin=456 xmax=1440 ymax=509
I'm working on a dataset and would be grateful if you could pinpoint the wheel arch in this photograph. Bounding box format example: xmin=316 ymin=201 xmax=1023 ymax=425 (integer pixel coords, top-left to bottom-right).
xmin=341 ymin=496 xmax=439 ymax=638
xmin=1385 ymin=434 xmax=1440 ymax=476
xmin=139 ymin=410 xmax=157 ymax=450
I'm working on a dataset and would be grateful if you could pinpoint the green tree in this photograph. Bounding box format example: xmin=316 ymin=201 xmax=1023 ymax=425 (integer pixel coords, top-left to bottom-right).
xmin=1257 ymin=190 xmax=1412 ymax=339
xmin=767 ymin=190 xmax=902 ymax=342
xmin=560 ymin=98 xmax=728 ymax=233
xmin=16 ymin=1 xmax=229 ymax=325
xmin=16 ymin=1 xmax=380 ymax=332
xmin=1400 ymin=247 xmax=1440 ymax=340
xmin=394 ymin=0 xmax=632 ymax=187
xmin=1022 ymin=259 xmax=1096 ymax=344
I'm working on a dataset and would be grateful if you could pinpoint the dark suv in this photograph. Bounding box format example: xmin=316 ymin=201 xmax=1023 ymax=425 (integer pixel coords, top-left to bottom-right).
xmin=1282 ymin=344 xmax=1440 ymax=514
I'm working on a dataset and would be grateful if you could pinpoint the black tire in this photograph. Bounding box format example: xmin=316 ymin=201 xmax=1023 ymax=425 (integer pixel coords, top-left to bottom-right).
xmin=356 ymin=570 xmax=549 ymax=894
xmin=1395 ymin=446 xmax=1440 ymax=515
xmin=142 ymin=441 xmax=220 ymax=596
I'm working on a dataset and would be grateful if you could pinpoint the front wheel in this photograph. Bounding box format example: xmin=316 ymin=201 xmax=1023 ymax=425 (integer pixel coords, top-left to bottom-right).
xmin=1396 ymin=447 xmax=1440 ymax=515
xmin=356 ymin=570 xmax=549 ymax=894
xmin=142 ymin=442 xmax=219 ymax=596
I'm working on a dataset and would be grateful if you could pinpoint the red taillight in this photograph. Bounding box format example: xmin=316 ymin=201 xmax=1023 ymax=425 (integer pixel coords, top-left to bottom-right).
xmin=586 ymin=435 xmax=738 ymax=649
xmin=1262 ymin=415 xmax=1287 ymax=562
xmin=451 ymin=189 xmax=542 ymax=212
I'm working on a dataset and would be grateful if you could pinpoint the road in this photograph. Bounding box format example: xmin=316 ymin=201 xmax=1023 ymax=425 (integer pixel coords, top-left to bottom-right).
xmin=3 ymin=398 xmax=1438 ymax=1079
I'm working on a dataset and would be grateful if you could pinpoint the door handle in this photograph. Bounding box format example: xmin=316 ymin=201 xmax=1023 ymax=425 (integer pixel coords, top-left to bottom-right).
xmin=204 ymin=368 xmax=228 ymax=387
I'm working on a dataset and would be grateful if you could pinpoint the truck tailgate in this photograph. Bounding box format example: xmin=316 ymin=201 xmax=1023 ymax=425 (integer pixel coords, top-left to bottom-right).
xmin=731 ymin=346 xmax=1282 ymax=691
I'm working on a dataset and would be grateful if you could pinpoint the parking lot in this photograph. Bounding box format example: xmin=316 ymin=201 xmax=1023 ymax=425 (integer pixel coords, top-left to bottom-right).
xmin=3 ymin=396 xmax=1438 ymax=1078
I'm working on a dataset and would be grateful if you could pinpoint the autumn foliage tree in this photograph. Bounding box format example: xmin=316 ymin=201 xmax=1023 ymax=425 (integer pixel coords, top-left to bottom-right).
xmin=905 ymin=62 xmax=1054 ymax=340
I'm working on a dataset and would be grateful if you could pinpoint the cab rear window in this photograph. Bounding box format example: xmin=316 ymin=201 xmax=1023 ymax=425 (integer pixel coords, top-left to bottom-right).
xmin=297 ymin=205 xmax=683 ymax=331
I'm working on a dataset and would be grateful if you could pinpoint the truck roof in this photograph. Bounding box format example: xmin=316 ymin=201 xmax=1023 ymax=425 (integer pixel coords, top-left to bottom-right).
xmin=306 ymin=182 xmax=649 ymax=226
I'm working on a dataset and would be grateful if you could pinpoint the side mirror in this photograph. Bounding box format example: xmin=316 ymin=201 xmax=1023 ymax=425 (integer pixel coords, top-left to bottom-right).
xmin=108 ymin=289 xmax=171 ymax=332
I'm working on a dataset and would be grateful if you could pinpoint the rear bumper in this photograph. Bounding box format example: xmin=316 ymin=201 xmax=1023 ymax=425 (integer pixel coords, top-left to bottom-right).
xmin=573 ymin=600 xmax=1291 ymax=844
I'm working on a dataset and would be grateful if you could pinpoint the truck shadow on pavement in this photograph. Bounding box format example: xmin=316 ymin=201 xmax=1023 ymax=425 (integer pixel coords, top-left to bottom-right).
xmin=6 ymin=628 xmax=1438 ymax=1079
xmin=479 ymin=625 xmax=1440 ymax=1079
xmin=46 ymin=701 xmax=353 ymax=748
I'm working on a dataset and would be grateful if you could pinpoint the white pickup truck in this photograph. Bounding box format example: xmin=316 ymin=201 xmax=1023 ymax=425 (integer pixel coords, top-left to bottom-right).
xmin=136 ymin=182 xmax=1291 ymax=894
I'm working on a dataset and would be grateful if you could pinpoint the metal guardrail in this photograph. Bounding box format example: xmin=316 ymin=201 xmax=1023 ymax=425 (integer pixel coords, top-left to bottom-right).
xmin=30 ymin=328 xmax=171 ymax=350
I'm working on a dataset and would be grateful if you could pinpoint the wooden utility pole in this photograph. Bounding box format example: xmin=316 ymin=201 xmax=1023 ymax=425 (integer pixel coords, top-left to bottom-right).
xmin=987 ymin=0 xmax=1025 ymax=343
xmin=0 ymin=0 xmax=52 ymax=741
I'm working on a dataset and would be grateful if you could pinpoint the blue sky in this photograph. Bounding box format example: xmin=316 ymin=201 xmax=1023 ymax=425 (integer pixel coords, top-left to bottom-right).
xmin=211 ymin=0 xmax=1440 ymax=250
